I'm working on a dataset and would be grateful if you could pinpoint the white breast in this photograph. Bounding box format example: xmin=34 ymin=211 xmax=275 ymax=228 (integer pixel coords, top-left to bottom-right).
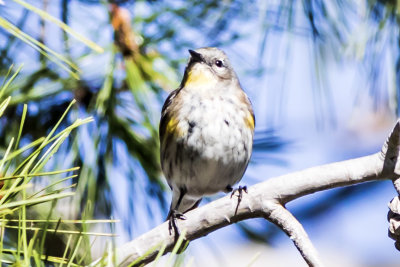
xmin=168 ymin=92 xmax=254 ymax=197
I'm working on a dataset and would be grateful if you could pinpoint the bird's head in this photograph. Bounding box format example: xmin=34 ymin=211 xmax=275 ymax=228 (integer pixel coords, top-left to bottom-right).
xmin=181 ymin=47 xmax=239 ymax=89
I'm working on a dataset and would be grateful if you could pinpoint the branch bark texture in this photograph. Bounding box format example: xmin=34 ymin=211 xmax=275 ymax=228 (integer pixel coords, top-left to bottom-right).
xmin=94 ymin=121 xmax=400 ymax=267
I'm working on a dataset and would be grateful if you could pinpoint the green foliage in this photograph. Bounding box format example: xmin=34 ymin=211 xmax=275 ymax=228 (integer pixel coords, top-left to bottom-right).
xmin=0 ymin=72 xmax=118 ymax=265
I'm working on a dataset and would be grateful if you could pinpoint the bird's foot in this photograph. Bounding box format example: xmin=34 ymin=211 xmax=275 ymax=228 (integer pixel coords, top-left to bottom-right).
xmin=230 ymin=185 xmax=248 ymax=200
xmin=167 ymin=209 xmax=186 ymax=236
xmin=167 ymin=210 xmax=190 ymax=251
xmin=230 ymin=185 xmax=248 ymax=215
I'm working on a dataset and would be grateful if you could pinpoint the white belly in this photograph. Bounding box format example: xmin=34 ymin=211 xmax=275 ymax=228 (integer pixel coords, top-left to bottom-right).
xmin=163 ymin=95 xmax=253 ymax=197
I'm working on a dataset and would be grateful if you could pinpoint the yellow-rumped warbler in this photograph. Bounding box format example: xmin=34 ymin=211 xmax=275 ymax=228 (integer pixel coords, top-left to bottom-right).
xmin=159 ymin=47 xmax=254 ymax=231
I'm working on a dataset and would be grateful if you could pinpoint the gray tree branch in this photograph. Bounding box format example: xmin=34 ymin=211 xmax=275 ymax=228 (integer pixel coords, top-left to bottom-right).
xmin=265 ymin=203 xmax=323 ymax=266
xmin=92 ymin=120 xmax=400 ymax=267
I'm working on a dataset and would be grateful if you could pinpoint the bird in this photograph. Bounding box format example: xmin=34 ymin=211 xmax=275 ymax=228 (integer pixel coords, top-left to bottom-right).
xmin=159 ymin=47 xmax=255 ymax=233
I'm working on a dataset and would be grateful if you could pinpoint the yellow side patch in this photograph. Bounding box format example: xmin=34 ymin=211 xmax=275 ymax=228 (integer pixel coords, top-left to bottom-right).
xmin=184 ymin=69 xmax=212 ymax=88
xmin=165 ymin=117 xmax=185 ymax=138
xmin=245 ymin=113 xmax=255 ymax=130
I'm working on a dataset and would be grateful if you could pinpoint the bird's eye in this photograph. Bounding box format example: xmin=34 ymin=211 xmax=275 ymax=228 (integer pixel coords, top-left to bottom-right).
xmin=215 ymin=60 xmax=223 ymax=68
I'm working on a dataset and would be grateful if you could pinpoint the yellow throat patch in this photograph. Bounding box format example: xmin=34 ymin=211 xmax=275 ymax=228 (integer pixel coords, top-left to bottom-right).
xmin=183 ymin=68 xmax=213 ymax=88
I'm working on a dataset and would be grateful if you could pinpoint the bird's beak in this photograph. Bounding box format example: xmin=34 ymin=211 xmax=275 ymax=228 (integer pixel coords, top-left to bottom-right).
xmin=188 ymin=49 xmax=203 ymax=63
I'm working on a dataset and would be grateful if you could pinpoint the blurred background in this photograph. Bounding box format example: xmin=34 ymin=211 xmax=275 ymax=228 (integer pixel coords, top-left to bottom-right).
xmin=0 ymin=0 xmax=399 ymax=266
